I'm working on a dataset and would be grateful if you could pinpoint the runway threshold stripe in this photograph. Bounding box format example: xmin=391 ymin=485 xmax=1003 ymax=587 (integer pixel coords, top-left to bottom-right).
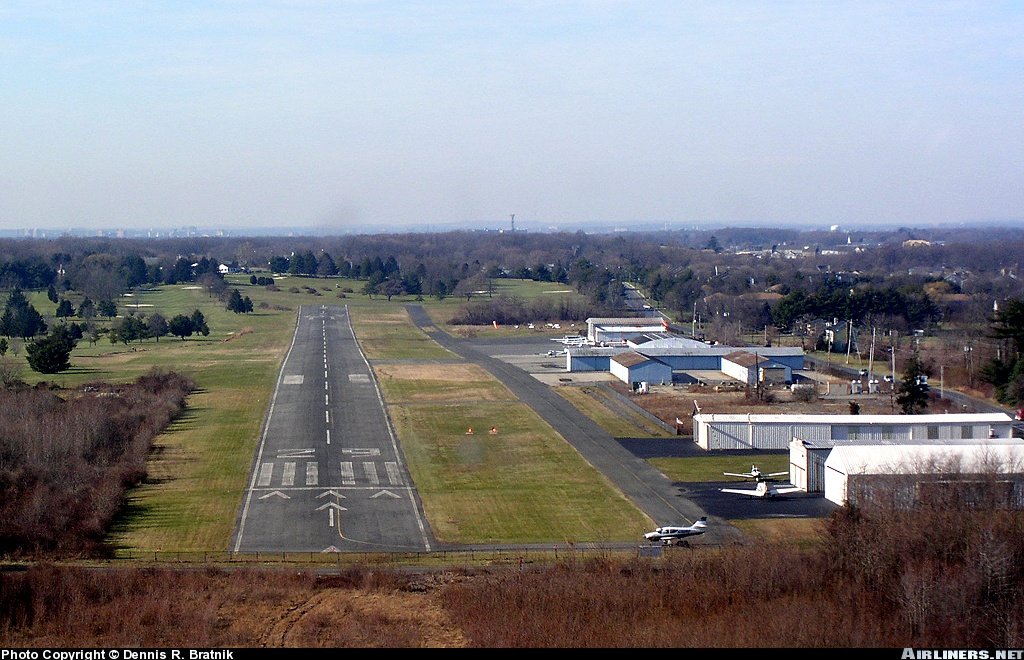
xmin=385 ymin=462 xmax=403 ymax=485
xmin=340 ymin=461 xmax=355 ymax=485
xmin=258 ymin=462 xmax=273 ymax=487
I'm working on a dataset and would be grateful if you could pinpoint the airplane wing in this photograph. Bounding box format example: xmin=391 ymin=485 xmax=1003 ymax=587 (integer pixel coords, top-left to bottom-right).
xmin=773 ymin=486 xmax=801 ymax=495
xmin=723 ymin=472 xmax=753 ymax=479
xmin=767 ymin=472 xmax=789 ymax=478
xmin=720 ymin=487 xmax=760 ymax=496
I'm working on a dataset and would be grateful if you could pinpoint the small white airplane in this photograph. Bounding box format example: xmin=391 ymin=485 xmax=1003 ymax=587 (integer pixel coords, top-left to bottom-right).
xmin=721 ymin=480 xmax=801 ymax=499
xmin=643 ymin=517 xmax=708 ymax=545
xmin=723 ymin=465 xmax=789 ymax=483
xmin=551 ymin=335 xmax=586 ymax=346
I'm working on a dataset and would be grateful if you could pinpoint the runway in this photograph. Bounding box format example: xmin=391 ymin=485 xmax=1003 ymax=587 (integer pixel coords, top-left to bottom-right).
xmin=231 ymin=305 xmax=432 ymax=553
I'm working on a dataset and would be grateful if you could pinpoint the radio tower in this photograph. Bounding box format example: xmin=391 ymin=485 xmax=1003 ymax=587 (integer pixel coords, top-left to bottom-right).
xmin=510 ymin=214 xmax=515 ymax=233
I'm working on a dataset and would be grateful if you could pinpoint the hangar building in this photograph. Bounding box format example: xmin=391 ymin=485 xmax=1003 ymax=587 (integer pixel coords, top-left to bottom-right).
xmin=693 ymin=412 xmax=1016 ymax=451
xmin=822 ymin=443 xmax=1024 ymax=507
xmin=789 ymin=434 xmax=1023 ymax=493
xmin=566 ymin=339 xmax=803 ymax=387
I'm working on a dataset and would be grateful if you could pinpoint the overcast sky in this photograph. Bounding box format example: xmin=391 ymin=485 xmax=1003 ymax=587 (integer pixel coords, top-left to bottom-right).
xmin=1 ymin=1 xmax=1022 ymax=233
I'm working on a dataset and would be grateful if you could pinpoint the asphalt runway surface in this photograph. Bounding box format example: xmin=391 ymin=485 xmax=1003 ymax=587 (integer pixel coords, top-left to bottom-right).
xmin=231 ymin=305 xmax=432 ymax=554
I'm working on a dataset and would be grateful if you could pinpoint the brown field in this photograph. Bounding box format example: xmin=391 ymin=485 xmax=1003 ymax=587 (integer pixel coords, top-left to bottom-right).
xmin=612 ymin=382 xmax=930 ymax=430
xmin=374 ymin=363 xmax=516 ymax=403
xmin=375 ymin=363 xmax=483 ymax=382
xmin=7 ymin=495 xmax=1024 ymax=649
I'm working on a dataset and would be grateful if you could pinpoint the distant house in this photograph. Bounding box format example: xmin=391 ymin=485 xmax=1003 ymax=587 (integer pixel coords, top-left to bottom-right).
xmin=721 ymin=350 xmax=792 ymax=386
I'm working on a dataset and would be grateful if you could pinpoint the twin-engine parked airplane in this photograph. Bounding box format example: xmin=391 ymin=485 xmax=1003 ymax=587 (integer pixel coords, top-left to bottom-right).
xmin=721 ymin=480 xmax=801 ymax=499
xmin=643 ymin=517 xmax=708 ymax=545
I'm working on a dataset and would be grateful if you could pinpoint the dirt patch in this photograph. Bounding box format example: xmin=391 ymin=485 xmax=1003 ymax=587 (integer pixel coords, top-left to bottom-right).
xmin=256 ymin=588 xmax=469 ymax=648
xmin=613 ymin=382 xmax=909 ymax=427
xmin=223 ymin=328 xmax=254 ymax=342
xmin=376 ymin=363 xmax=490 ymax=383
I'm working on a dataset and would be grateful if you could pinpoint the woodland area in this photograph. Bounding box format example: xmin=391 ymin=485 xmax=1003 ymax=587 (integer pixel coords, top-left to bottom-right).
xmin=2 ymin=224 xmax=1023 ymax=402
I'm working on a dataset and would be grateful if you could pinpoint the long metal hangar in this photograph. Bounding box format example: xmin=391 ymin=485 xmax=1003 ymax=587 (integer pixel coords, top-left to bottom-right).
xmin=693 ymin=412 xmax=1016 ymax=451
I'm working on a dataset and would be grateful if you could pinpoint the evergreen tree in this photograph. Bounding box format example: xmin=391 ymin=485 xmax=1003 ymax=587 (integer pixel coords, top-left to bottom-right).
xmin=0 ymin=289 xmax=47 ymax=339
xmin=97 ymin=299 xmax=117 ymax=319
xmin=26 ymin=326 xmax=77 ymax=374
xmin=55 ymin=299 xmax=75 ymax=320
xmin=226 ymin=289 xmax=253 ymax=314
xmin=896 ymin=351 xmax=930 ymax=414
xmin=168 ymin=314 xmax=194 ymax=340
xmin=190 ymin=309 xmax=210 ymax=336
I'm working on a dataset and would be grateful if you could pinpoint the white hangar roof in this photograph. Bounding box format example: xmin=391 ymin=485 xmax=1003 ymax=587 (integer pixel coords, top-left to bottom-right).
xmin=825 ymin=443 xmax=1024 ymax=475
xmin=696 ymin=412 xmax=1013 ymax=425
xmin=587 ymin=317 xmax=667 ymax=328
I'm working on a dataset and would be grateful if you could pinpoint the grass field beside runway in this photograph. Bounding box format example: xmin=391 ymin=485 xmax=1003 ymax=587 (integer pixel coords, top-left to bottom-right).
xmin=388 ymin=401 xmax=653 ymax=544
xmin=555 ymin=386 xmax=675 ymax=438
xmin=12 ymin=277 xmax=649 ymax=552
xmin=646 ymin=454 xmax=791 ymax=483
xmin=374 ymin=355 xmax=654 ymax=544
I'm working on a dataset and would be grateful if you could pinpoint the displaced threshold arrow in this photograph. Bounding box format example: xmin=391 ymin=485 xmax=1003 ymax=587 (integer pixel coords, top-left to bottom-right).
xmin=259 ymin=491 xmax=289 ymax=500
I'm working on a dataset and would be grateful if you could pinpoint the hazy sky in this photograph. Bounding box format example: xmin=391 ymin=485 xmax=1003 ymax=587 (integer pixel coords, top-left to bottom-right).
xmin=2 ymin=1 xmax=1022 ymax=233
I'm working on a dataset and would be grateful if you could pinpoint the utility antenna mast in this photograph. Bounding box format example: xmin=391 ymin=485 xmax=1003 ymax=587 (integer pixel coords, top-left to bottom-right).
xmin=510 ymin=214 xmax=515 ymax=232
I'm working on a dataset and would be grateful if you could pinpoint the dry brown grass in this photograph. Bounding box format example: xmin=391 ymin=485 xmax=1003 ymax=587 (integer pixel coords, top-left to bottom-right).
xmin=616 ymin=382 xmax=910 ymax=429
xmin=375 ymin=363 xmax=485 ymax=383
xmin=6 ymin=498 xmax=1024 ymax=649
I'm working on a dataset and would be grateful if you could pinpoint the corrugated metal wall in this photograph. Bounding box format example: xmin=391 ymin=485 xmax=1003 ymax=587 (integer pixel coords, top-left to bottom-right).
xmin=696 ymin=419 xmax=1011 ymax=450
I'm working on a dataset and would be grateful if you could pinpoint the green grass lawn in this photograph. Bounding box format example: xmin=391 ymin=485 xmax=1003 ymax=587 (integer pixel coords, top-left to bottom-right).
xmin=647 ymin=453 xmax=791 ymax=483
xmin=389 ymin=402 xmax=653 ymax=543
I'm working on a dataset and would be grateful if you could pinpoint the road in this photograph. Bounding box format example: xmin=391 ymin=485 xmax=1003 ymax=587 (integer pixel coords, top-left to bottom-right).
xmin=231 ymin=305 xmax=432 ymax=553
